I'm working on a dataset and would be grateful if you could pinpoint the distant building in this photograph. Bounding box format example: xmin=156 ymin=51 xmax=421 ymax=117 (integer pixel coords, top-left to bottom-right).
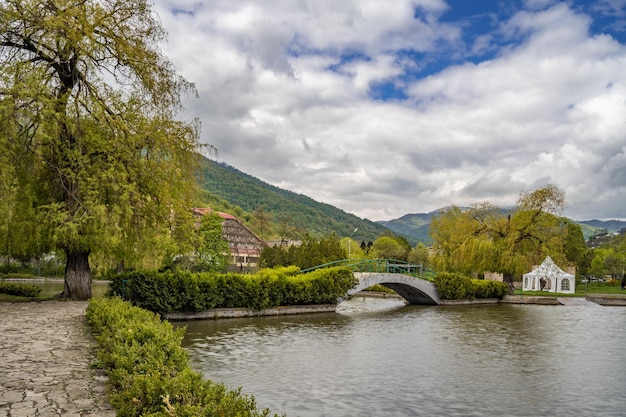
xmin=265 ymin=239 xmax=303 ymax=248
xmin=483 ymin=271 xmax=503 ymax=282
xmin=192 ymin=208 xmax=266 ymax=272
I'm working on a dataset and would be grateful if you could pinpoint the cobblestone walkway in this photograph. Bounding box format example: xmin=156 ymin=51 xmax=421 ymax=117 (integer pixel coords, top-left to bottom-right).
xmin=0 ymin=301 xmax=115 ymax=417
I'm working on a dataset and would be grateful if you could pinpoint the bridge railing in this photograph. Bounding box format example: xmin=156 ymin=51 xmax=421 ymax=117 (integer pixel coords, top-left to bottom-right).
xmin=300 ymin=258 xmax=437 ymax=281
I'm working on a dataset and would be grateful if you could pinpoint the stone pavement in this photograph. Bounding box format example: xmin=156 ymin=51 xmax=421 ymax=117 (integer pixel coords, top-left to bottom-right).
xmin=0 ymin=301 xmax=115 ymax=417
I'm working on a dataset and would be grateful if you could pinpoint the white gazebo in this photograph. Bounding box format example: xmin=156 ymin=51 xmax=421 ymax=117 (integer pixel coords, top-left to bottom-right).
xmin=522 ymin=256 xmax=575 ymax=294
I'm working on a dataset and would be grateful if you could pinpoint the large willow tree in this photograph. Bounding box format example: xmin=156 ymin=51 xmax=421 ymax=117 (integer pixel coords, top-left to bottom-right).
xmin=429 ymin=185 xmax=585 ymax=290
xmin=0 ymin=0 xmax=200 ymax=299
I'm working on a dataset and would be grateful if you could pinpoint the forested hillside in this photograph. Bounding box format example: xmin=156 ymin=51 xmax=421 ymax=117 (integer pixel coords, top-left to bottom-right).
xmin=197 ymin=157 xmax=625 ymax=245
xmin=198 ymin=158 xmax=389 ymax=241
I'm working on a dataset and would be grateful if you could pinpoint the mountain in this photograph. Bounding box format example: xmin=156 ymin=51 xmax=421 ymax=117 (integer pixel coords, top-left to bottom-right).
xmin=377 ymin=212 xmax=439 ymax=245
xmin=578 ymin=219 xmax=626 ymax=233
xmin=199 ymin=158 xmax=389 ymax=242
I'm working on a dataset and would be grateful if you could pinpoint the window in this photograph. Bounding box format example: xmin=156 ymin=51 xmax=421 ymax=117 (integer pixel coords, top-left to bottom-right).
xmin=561 ymin=279 xmax=570 ymax=291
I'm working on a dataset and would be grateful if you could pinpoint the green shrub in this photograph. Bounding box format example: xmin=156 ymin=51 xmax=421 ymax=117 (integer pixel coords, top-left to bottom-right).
xmin=107 ymin=267 xmax=358 ymax=315
xmin=0 ymin=282 xmax=42 ymax=297
xmin=0 ymin=272 xmax=36 ymax=279
xmin=434 ymin=272 xmax=473 ymax=300
xmin=472 ymin=279 xmax=508 ymax=299
xmin=434 ymin=273 xmax=509 ymax=300
xmin=86 ymin=298 xmax=283 ymax=417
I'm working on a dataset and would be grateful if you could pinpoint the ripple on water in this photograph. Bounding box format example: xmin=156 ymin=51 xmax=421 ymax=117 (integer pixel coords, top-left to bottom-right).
xmin=178 ymin=299 xmax=626 ymax=417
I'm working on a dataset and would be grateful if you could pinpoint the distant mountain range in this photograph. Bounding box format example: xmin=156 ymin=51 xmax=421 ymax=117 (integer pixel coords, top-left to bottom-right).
xmin=199 ymin=158 xmax=625 ymax=245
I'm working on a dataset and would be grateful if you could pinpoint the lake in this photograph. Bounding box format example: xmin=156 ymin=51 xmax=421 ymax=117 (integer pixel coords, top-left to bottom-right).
xmin=177 ymin=297 xmax=626 ymax=417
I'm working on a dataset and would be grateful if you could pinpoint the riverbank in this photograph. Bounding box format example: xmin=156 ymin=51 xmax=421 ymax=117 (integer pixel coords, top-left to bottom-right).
xmin=442 ymin=294 xmax=626 ymax=306
xmin=164 ymin=292 xmax=626 ymax=320
xmin=0 ymin=301 xmax=115 ymax=416
xmin=165 ymin=304 xmax=338 ymax=320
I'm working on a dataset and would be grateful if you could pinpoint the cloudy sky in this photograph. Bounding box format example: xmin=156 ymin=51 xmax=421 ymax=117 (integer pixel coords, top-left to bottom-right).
xmin=153 ymin=0 xmax=626 ymax=222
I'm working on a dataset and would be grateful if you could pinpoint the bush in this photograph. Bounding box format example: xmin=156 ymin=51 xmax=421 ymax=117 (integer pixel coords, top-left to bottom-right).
xmin=434 ymin=272 xmax=473 ymax=300
xmin=0 ymin=282 xmax=42 ymax=298
xmin=434 ymin=273 xmax=508 ymax=300
xmin=473 ymin=279 xmax=508 ymax=299
xmin=107 ymin=267 xmax=358 ymax=315
xmin=86 ymin=298 xmax=283 ymax=417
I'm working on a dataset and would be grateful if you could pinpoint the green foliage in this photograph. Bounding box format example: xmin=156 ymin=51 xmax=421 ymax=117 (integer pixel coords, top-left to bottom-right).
xmin=260 ymin=234 xmax=346 ymax=269
xmin=407 ymin=243 xmax=431 ymax=269
xmin=434 ymin=272 xmax=474 ymax=300
xmin=194 ymin=213 xmax=230 ymax=272
xmin=429 ymin=186 xmax=587 ymax=279
xmin=199 ymin=158 xmax=388 ymax=240
xmin=86 ymin=298 xmax=282 ymax=417
xmin=434 ymin=272 xmax=508 ymax=300
xmin=0 ymin=272 xmax=34 ymax=279
xmin=472 ymin=279 xmax=509 ymax=299
xmin=0 ymin=0 xmax=200 ymax=298
xmin=371 ymin=236 xmax=408 ymax=260
xmin=0 ymin=282 xmax=41 ymax=297
xmin=108 ymin=267 xmax=358 ymax=314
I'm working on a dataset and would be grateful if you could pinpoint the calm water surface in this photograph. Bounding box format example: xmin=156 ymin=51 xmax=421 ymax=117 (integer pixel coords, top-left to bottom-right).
xmin=177 ymin=298 xmax=626 ymax=417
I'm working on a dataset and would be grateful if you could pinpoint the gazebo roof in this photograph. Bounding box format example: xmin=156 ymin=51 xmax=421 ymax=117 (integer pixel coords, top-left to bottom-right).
xmin=523 ymin=256 xmax=574 ymax=278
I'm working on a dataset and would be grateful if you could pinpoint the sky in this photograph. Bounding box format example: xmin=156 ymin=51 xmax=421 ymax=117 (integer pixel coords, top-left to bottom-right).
xmin=153 ymin=0 xmax=626 ymax=222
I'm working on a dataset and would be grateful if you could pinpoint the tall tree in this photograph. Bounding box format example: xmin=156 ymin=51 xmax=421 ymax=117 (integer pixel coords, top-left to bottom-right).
xmin=408 ymin=243 xmax=431 ymax=268
xmin=0 ymin=0 xmax=199 ymax=299
xmin=194 ymin=213 xmax=230 ymax=272
xmin=371 ymin=236 xmax=406 ymax=260
xmin=252 ymin=205 xmax=272 ymax=238
xmin=429 ymin=185 xmax=583 ymax=290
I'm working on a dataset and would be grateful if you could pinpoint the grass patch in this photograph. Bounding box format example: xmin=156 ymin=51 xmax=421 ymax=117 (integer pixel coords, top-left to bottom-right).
xmin=0 ymin=293 xmax=55 ymax=302
xmin=514 ymin=281 xmax=626 ymax=297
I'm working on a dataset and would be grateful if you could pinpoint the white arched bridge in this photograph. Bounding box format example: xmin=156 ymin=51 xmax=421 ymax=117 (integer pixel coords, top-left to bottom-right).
xmin=301 ymin=259 xmax=440 ymax=306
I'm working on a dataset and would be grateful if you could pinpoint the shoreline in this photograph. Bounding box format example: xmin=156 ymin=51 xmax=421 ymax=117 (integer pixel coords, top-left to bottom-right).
xmin=165 ymin=292 xmax=626 ymax=321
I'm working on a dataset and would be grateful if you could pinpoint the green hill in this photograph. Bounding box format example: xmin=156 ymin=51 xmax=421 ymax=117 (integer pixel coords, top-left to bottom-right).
xmin=579 ymin=219 xmax=626 ymax=234
xmin=197 ymin=157 xmax=625 ymax=246
xmin=198 ymin=158 xmax=389 ymax=242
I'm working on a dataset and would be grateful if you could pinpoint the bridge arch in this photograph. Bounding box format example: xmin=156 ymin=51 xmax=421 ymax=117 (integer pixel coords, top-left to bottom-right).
xmin=300 ymin=259 xmax=440 ymax=306
xmin=346 ymin=272 xmax=440 ymax=305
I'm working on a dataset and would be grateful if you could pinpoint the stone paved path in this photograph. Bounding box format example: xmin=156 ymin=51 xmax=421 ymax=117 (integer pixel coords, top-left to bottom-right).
xmin=0 ymin=301 xmax=115 ymax=417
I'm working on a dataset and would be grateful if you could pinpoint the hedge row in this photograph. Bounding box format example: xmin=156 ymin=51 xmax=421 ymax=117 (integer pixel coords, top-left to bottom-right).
xmin=108 ymin=266 xmax=358 ymax=315
xmin=0 ymin=282 xmax=42 ymax=298
xmin=86 ymin=298 xmax=283 ymax=417
xmin=434 ymin=272 xmax=509 ymax=300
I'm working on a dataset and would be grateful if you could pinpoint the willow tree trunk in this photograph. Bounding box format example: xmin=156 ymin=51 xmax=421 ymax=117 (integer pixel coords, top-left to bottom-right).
xmin=503 ymin=272 xmax=515 ymax=295
xmin=63 ymin=250 xmax=92 ymax=300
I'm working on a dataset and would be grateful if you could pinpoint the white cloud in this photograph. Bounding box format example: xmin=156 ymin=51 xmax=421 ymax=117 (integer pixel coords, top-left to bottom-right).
xmin=154 ymin=0 xmax=626 ymax=222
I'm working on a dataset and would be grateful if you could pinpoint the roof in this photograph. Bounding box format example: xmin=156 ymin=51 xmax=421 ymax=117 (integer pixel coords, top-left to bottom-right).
xmin=523 ymin=256 xmax=574 ymax=278
xmin=192 ymin=207 xmax=236 ymax=220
